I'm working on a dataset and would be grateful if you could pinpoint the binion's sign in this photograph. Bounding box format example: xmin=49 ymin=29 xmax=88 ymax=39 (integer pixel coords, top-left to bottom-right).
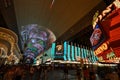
xmin=94 ymin=42 xmax=108 ymax=56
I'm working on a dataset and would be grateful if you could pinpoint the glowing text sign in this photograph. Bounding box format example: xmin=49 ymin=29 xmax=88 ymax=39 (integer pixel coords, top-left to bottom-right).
xmin=94 ymin=42 xmax=108 ymax=56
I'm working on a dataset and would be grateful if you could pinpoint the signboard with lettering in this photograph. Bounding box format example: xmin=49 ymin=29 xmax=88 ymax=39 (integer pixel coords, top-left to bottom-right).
xmin=55 ymin=44 xmax=64 ymax=56
xmin=94 ymin=41 xmax=115 ymax=61
xmin=91 ymin=8 xmax=120 ymax=63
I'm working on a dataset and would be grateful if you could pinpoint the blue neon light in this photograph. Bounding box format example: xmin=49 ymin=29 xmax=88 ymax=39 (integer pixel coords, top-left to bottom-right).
xmin=72 ymin=45 xmax=75 ymax=61
xmin=78 ymin=47 xmax=80 ymax=57
xmin=51 ymin=43 xmax=56 ymax=60
xmin=85 ymin=48 xmax=88 ymax=58
xmin=84 ymin=48 xmax=87 ymax=58
xmin=75 ymin=46 xmax=78 ymax=57
xmin=81 ymin=48 xmax=84 ymax=58
xmin=68 ymin=44 xmax=71 ymax=61
xmin=63 ymin=41 xmax=67 ymax=61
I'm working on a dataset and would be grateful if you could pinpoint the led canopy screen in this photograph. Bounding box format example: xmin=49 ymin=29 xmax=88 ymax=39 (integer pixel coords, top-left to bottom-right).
xmin=21 ymin=24 xmax=56 ymax=64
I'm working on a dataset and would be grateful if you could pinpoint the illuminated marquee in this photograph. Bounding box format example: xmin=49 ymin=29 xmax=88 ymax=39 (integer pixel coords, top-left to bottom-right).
xmin=106 ymin=52 xmax=116 ymax=60
xmin=90 ymin=0 xmax=120 ymax=63
xmin=94 ymin=42 xmax=108 ymax=55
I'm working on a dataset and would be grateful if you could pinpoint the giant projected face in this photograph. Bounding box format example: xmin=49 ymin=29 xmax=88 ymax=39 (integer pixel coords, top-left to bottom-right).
xmin=21 ymin=24 xmax=56 ymax=64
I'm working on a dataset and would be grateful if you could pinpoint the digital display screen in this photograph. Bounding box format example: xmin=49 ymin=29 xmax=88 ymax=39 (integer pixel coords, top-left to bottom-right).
xmin=90 ymin=24 xmax=106 ymax=50
xmin=21 ymin=24 xmax=56 ymax=64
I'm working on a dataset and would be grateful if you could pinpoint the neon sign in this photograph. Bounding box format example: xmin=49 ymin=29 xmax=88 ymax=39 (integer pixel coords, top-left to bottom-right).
xmin=98 ymin=56 xmax=103 ymax=61
xmin=106 ymin=52 xmax=116 ymax=60
xmin=94 ymin=43 xmax=108 ymax=55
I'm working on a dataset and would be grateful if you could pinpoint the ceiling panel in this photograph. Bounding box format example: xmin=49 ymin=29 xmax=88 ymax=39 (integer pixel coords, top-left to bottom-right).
xmin=13 ymin=0 xmax=101 ymax=38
